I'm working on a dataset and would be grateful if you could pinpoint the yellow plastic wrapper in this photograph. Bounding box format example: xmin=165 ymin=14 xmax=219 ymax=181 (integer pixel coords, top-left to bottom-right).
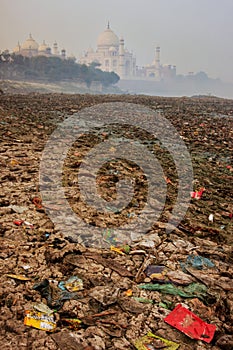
xmin=6 ymin=274 xmax=30 ymax=281
xmin=110 ymin=246 xmax=125 ymax=255
xmin=10 ymin=159 xmax=19 ymax=166
xmin=124 ymin=289 xmax=133 ymax=297
xmin=24 ymin=310 xmax=56 ymax=331
xmin=134 ymin=331 xmax=180 ymax=350
xmin=65 ymin=276 xmax=83 ymax=292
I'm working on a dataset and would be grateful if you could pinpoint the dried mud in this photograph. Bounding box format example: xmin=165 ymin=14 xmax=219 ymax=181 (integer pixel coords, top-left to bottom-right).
xmin=0 ymin=93 xmax=232 ymax=350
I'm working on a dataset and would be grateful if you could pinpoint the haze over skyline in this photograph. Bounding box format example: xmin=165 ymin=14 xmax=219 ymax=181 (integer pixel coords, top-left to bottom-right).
xmin=1 ymin=0 xmax=233 ymax=83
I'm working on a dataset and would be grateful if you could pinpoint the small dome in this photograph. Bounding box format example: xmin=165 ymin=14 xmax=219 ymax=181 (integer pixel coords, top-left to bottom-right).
xmin=109 ymin=46 xmax=117 ymax=52
xmin=97 ymin=24 xmax=119 ymax=48
xmin=38 ymin=40 xmax=49 ymax=52
xmin=21 ymin=34 xmax=39 ymax=51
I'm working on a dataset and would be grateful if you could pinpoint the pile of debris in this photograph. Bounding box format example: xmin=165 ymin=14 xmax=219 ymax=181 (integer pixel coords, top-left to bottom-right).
xmin=0 ymin=93 xmax=232 ymax=349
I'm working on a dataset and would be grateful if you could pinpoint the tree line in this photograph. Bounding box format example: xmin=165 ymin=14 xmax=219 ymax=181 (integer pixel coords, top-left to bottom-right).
xmin=0 ymin=52 xmax=120 ymax=87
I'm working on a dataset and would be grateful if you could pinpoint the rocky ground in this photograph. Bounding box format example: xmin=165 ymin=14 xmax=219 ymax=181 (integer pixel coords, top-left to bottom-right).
xmin=0 ymin=93 xmax=232 ymax=350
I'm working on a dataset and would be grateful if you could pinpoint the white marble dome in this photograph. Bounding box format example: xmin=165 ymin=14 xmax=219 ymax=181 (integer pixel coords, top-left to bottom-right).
xmin=97 ymin=25 xmax=119 ymax=48
xmin=21 ymin=34 xmax=39 ymax=50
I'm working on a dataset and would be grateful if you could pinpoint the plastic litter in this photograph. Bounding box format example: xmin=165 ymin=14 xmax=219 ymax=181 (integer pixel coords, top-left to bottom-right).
xmin=145 ymin=265 xmax=167 ymax=283
xmin=65 ymin=276 xmax=83 ymax=292
xmin=33 ymin=302 xmax=54 ymax=315
xmin=45 ymin=232 xmax=50 ymax=239
xmin=182 ymin=254 xmax=215 ymax=270
xmin=24 ymin=310 xmax=56 ymax=331
xmin=13 ymin=219 xmax=33 ymax=228
xmin=33 ymin=279 xmax=80 ymax=310
xmin=9 ymin=159 xmax=19 ymax=166
xmin=138 ymin=283 xmax=207 ymax=300
xmin=208 ymin=213 xmax=214 ymax=222
xmin=110 ymin=245 xmax=125 ymax=255
xmin=135 ymin=331 xmax=180 ymax=350
xmin=6 ymin=274 xmax=30 ymax=281
xmin=159 ymin=301 xmax=173 ymax=310
xmin=13 ymin=220 xmax=24 ymax=226
xmin=191 ymin=187 xmax=205 ymax=199
xmin=121 ymin=244 xmax=131 ymax=254
xmin=124 ymin=289 xmax=133 ymax=296
xmin=58 ymin=276 xmax=83 ymax=292
xmin=164 ymin=304 xmax=216 ymax=343
xmin=23 ymin=221 xmax=33 ymax=228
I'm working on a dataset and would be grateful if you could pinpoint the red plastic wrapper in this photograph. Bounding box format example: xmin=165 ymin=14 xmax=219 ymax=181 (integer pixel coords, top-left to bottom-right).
xmin=13 ymin=220 xmax=24 ymax=226
xmin=190 ymin=187 xmax=205 ymax=199
xmin=164 ymin=304 xmax=216 ymax=343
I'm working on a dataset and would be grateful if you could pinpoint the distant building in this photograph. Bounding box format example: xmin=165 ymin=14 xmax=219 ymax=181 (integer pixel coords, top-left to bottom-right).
xmin=136 ymin=46 xmax=176 ymax=81
xmin=80 ymin=23 xmax=176 ymax=81
xmin=11 ymin=26 xmax=176 ymax=81
xmin=79 ymin=22 xmax=136 ymax=79
xmin=13 ymin=34 xmax=67 ymax=59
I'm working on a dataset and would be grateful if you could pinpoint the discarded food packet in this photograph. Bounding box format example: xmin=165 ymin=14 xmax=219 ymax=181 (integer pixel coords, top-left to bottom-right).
xmin=164 ymin=304 xmax=216 ymax=343
xmin=33 ymin=302 xmax=54 ymax=315
xmin=6 ymin=274 xmax=30 ymax=281
xmin=145 ymin=265 xmax=167 ymax=283
xmin=24 ymin=310 xmax=56 ymax=331
xmin=135 ymin=331 xmax=180 ymax=350
xmin=65 ymin=276 xmax=83 ymax=292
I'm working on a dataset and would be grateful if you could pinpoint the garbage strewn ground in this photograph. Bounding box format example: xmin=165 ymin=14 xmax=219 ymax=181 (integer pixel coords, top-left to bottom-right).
xmin=0 ymin=93 xmax=233 ymax=350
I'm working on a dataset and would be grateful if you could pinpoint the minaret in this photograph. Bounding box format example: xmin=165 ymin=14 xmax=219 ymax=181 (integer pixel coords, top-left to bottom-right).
xmin=119 ymin=37 xmax=125 ymax=78
xmin=53 ymin=41 xmax=59 ymax=55
xmin=61 ymin=49 xmax=66 ymax=59
xmin=155 ymin=46 xmax=160 ymax=67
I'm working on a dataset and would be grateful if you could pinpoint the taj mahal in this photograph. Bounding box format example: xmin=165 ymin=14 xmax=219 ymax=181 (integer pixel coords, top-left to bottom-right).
xmin=11 ymin=23 xmax=176 ymax=81
xmin=80 ymin=23 xmax=176 ymax=80
xmin=79 ymin=22 xmax=136 ymax=79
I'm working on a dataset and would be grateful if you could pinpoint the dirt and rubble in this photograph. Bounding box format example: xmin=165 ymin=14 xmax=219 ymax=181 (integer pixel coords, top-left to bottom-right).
xmin=0 ymin=93 xmax=233 ymax=350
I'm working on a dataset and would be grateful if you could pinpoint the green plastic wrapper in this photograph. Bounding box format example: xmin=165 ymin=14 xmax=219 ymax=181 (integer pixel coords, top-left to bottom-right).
xmin=138 ymin=283 xmax=207 ymax=300
xmin=134 ymin=331 xmax=180 ymax=350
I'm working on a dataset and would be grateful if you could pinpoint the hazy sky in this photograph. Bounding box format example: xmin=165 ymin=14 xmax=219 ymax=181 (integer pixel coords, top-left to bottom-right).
xmin=1 ymin=0 xmax=233 ymax=82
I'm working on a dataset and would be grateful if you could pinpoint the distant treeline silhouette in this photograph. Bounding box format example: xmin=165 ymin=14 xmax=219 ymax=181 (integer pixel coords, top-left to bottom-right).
xmin=0 ymin=52 xmax=120 ymax=87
